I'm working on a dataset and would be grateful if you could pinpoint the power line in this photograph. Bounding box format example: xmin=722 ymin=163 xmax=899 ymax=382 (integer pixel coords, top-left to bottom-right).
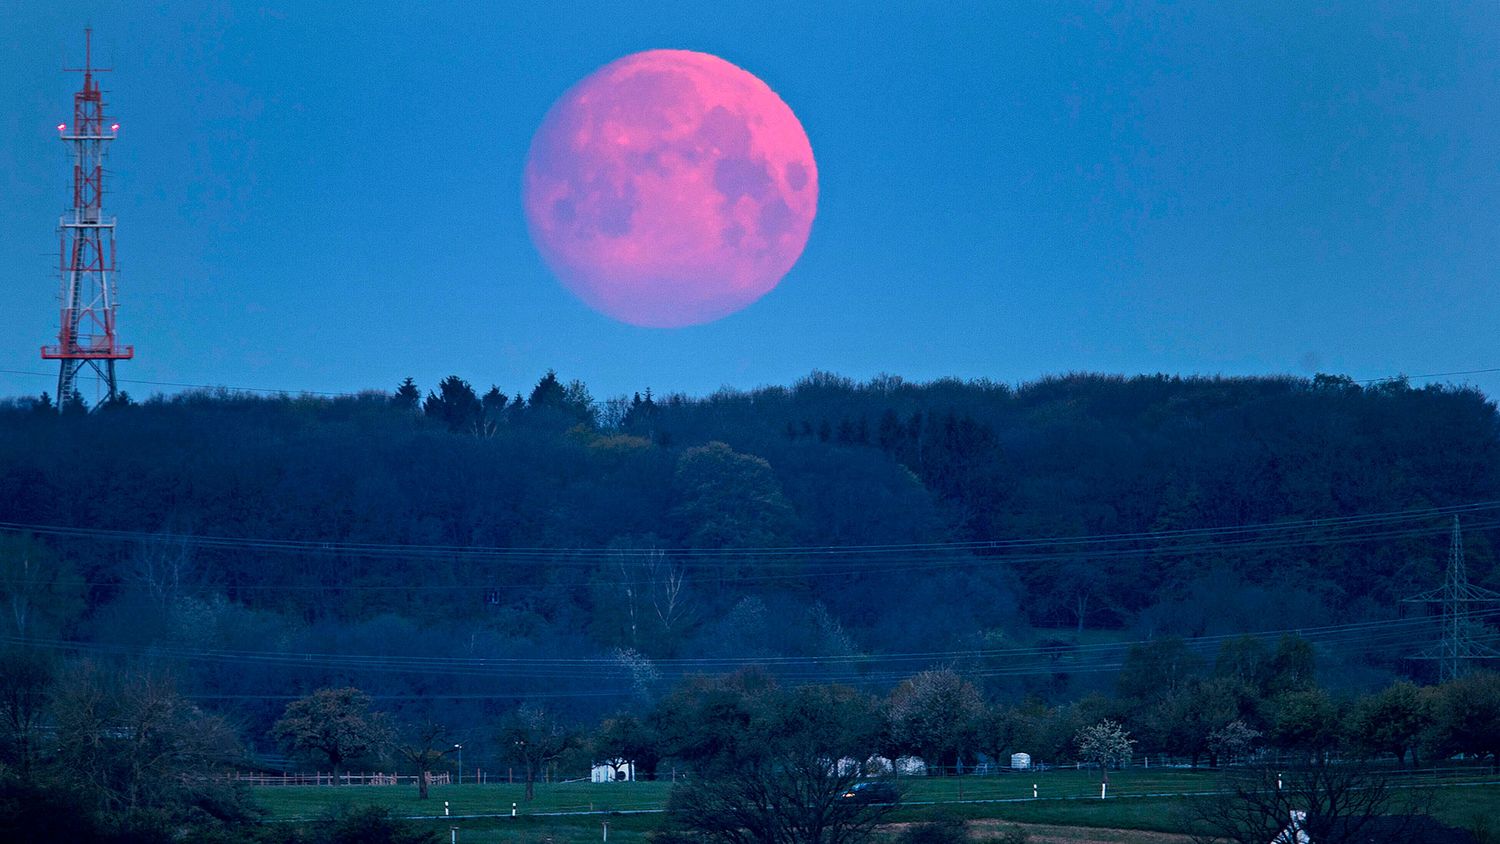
xmin=1351 ymin=367 xmax=1500 ymax=384
xmin=2 ymin=500 xmax=1494 ymax=567
xmin=0 ymin=368 xmax=360 ymax=398
xmin=0 ymin=503 xmax=1488 ymax=602
xmin=6 ymin=608 xmax=1489 ymax=682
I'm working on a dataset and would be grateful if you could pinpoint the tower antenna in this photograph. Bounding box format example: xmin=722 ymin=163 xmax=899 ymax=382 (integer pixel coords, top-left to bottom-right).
xmin=41 ymin=28 xmax=133 ymax=409
xmin=1404 ymin=515 xmax=1500 ymax=681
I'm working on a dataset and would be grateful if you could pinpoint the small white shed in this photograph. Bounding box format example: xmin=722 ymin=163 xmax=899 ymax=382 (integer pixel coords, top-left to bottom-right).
xmin=1010 ymin=752 xmax=1032 ymax=770
xmin=591 ymin=759 xmax=635 ymax=782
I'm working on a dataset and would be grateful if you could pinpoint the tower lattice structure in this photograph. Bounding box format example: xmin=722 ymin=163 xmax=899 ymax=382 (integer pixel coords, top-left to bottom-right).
xmin=41 ymin=29 xmax=133 ymax=408
xmin=1404 ymin=515 xmax=1500 ymax=681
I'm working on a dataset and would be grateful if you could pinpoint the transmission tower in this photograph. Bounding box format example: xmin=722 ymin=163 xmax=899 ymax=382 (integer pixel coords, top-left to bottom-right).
xmin=1404 ymin=516 xmax=1500 ymax=681
xmin=40 ymin=29 xmax=134 ymax=409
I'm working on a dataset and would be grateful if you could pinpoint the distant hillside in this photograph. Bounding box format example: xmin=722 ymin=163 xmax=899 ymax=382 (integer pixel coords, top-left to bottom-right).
xmin=0 ymin=371 xmax=1496 ymax=719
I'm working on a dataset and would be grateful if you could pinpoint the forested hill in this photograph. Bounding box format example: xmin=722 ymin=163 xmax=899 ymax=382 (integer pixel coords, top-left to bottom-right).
xmin=1 ymin=371 xmax=1497 ymax=706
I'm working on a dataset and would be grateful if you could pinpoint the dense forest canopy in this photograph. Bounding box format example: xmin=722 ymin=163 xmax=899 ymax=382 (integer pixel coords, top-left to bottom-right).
xmin=1 ymin=371 xmax=1497 ymax=743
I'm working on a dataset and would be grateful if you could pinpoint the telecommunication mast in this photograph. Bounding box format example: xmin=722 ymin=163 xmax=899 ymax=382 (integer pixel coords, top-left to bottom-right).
xmin=41 ymin=28 xmax=134 ymax=408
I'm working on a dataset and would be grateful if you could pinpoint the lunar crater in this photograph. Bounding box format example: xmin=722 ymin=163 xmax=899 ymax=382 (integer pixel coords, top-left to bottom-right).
xmin=785 ymin=162 xmax=809 ymax=191
xmin=713 ymin=157 xmax=774 ymax=204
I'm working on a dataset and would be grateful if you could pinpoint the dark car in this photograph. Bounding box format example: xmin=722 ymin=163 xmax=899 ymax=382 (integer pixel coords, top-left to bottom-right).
xmin=839 ymin=781 xmax=900 ymax=805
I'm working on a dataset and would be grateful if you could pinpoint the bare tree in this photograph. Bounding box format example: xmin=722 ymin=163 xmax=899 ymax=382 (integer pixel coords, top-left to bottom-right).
xmin=0 ymin=647 xmax=54 ymax=780
xmin=601 ymin=543 xmax=692 ymax=649
xmin=130 ymin=531 xmax=201 ymax=613
xmin=1184 ymin=760 xmax=1431 ymax=844
xmin=51 ymin=662 xmax=244 ymax=817
xmin=117 ymin=671 xmax=242 ymax=813
xmin=614 ymin=548 xmax=642 ymax=646
xmin=395 ymin=720 xmax=457 ymax=800
xmin=0 ymin=533 xmax=82 ymax=638
xmin=666 ymin=751 xmax=896 ymax=844
xmin=497 ymin=703 xmax=578 ymax=801
xmin=666 ymin=685 xmax=897 ymax=844
xmin=648 ymin=549 xmax=691 ymax=637
xmin=50 ymin=659 xmax=118 ymax=805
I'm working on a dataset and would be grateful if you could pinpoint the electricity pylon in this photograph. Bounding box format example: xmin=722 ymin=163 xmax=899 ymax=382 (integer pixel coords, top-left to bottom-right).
xmin=1404 ymin=516 xmax=1500 ymax=681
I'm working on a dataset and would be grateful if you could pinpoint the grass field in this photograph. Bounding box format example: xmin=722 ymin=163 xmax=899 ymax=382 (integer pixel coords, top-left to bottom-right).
xmin=249 ymin=767 xmax=1500 ymax=843
xmin=252 ymin=780 xmax=673 ymax=819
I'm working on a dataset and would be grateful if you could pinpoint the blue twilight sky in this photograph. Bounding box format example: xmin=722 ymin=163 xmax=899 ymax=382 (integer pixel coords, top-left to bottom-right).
xmin=2 ymin=1 xmax=1498 ymax=404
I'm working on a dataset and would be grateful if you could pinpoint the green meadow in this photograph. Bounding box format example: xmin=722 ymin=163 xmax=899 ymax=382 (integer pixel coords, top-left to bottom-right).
xmin=250 ymin=767 xmax=1500 ymax=843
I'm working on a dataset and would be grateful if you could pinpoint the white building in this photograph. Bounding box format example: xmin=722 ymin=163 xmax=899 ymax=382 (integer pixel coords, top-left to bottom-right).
xmin=591 ymin=759 xmax=635 ymax=782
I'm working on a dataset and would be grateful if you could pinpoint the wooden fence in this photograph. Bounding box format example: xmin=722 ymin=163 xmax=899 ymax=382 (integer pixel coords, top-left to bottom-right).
xmin=228 ymin=771 xmax=452 ymax=787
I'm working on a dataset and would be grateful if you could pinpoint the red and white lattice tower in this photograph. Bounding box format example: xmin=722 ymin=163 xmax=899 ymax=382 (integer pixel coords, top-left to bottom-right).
xmin=41 ymin=29 xmax=134 ymax=408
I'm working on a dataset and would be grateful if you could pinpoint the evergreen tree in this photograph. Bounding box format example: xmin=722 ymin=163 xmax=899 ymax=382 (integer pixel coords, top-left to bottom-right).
xmin=392 ymin=377 xmax=421 ymax=411
xmin=481 ymin=386 xmax=509 ymax=432
xmin=623 ymin=389 xmax=659 ymax=439
xmin=528 ymin=369 xmax=565 ymax=409
xmin=422 ymin=375 xmax=482 ymax=433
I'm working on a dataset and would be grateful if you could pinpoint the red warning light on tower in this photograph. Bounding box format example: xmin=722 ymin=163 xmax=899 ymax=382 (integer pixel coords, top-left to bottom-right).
xmin=41 ymin=28 xmax=134 ymax=408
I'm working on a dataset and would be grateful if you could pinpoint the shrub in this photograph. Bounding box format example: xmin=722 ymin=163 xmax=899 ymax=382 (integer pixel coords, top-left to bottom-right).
xmin=897 ymin=817 xmax=969 ymax=844
xmin=323 ymin=805 xmax=437 ymax=844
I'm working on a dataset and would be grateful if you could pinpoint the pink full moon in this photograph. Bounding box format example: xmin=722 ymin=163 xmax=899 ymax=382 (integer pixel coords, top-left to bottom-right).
xmin=523 ymin=50 xmax=818 ymax=328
